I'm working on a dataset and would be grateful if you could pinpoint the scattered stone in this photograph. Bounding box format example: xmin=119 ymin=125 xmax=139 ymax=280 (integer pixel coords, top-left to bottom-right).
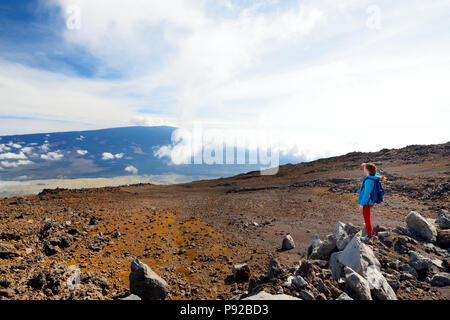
xmin=365 ymin=265 xmax=397 ymax=300
xmin=129 ymin=258 xmax=170 ymax=300
xmin=406 ymin=211 xmax=437 ymax=242
xmin=243 ymin=291 xmax=301 ymax=300
xmin=122 ymin=294 xmax=142 ymax=300
xmin=336 ymin=292 xmax=353 ymax=300
xmin=307 ymin=234 xmax=322 ymax=258
xmin=266 ymin=257 xmax=285 ymax=280
xmin=0 ymin=244 xmax=19 ymax=259
xmin=344 ymin=266 xmax=372 ymax=300
xmin=299 ymin=290 xmax=315 ymax=300
xmin=0 ymin=288 xmax=14 ymax=298
xmin=430 ymin=273 xmax=450 ymax=287
xmin=437 ymin=209 xmax=450 ymax=230
xmin=437 ymin=230 xmax=450 ymax=249
xmin=232 ymin=263 xmax=251 ymax=282
xmin=310 ymin=234 xmax=336 ymax=260
xmin=409 ymin=251 xmax=432 ymax=272
xmin=282 ymin=234 xmax=295 ymax=250
xmin=291 ymin=276 xmax=308 ymax=289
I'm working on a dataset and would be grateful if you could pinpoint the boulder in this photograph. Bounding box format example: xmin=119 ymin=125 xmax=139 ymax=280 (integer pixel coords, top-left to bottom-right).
xmin=336 ymin=292 xmax=353 ymax=300
xmin=333 ymin=222 xmax=352 ymax=250
xmin=129 ymin=258 xmax=170 ymax=300
xmin=409 ymin=251 xmax=432 ymax=272
xmin=344 ymin=266 xmax=372 ymax=300
xmin=329 ymin=252 xmax=344 ymax=281
xmin=338 ymin=235 xmax=380 ymax=276
xmin=299 ymin=290 xmax=315 ymax=300
xmin=266 ymin=257 xmax=285 ymax=280
xmin=307 ymin=234 xmax=322 ymax=258
xmin=232 ymin=263 xmax=251 ymax=282
xmin=437 ymin=209 xmax=450 ymax=230
xmin=430 ymin=273 xmax=450 ymax=287
xmin=406 ymin=211 xmax=437 ymax=242
xmin=243 ymin=291 xmax=301 ymax=300
xmin=291 ymin=276 xmax=308 ymax=289
xmin=437 ymin=230 xmax=450 ymax=249
xmin=365 ymin=265 xmax=397 ymax=300
xmin=282 ymin=234 xmax=295 ymax=250
xmin=310 ymin=234 xmax=336 ymax=260
xmin=122 ymin=294 xmax=142 ymax=300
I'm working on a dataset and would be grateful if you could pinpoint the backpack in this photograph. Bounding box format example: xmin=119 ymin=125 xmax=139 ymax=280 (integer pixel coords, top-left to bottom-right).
xmin=371 ymin=179 xmax=385 ymax=204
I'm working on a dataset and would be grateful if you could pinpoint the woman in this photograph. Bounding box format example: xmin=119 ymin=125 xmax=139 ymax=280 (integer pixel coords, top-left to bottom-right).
xmin=358 ymin=162 xmax=385 ymax=242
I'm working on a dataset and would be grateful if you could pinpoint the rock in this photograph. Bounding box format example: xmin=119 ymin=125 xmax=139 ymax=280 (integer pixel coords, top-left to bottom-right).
xmin=443 ymin=258 xmax=450 ymax=271
xmin=0 ymin=243 xmax=19 ymax=259
xmin=437 ymin=209 xmax=450 ymax=229
xmin=336 ymin=292 xmax=353 ymax=300
xmin=0 ymin=288 xmax=14 ymax=298
xmin=307 ymin=234 xmax=322 ymax=258
xmin=430 ymin=273 xmax=450 ymax=287
xmin=333 ymin=221 xmax=348 ymax=241
xmin=129 ymin=258 xmax=170 ymax=300
xmin=29 ymin=272 xmax=47 ymax=290
xmin=291 ymin=276 xmax=308 ymax=289
xmin=344 ymin=266 xmax=372 ymax=300
xmin=282 ymin=234 xmax=295 ymax=250
xmin=299 ymin=290 xmax=315 ymax=300
xmin=243 ymin=291 xmax=301 ymax=300
xmin=337 ymin=237 xmax=352 ymax=251
xmin=296 ymin=261 xmax=321 ymax=281
xmin=365 ymin=265 xmax=397 ymax=300
xmin=399 ymin=264 xmax=418 ymax=279
xmin=310 ymin=234 xmax=336 ymax=260
xmin=437 ymin=230 xmax=450 ymax=249
xmin=122 ymin=294 xmax=142 ymax=300
xmin=338 ymin=235 xmax=380 ymax=276
xmin=406 ymin=211 xmax=437 ymax=242
xmin=329 ymin=252 xmax=344 ymax=281
xmin=232 ymin=263 xmax=251 ymax=282
xmin=266 ymin=257 xmax=285 ymax=280
xmin=409 ymin=251 xmax=432 ymax=272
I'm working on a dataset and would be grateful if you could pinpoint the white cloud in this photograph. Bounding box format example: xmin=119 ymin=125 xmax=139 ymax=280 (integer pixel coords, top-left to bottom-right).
xmin=21 ymin=147 xmax=34 ymax=154
xmin=41 ymin=151 xmax=64 ymax=161
xmin=7 ymin=142 xmax=22 ymax=149
xmin=1 ymin=160 xmax=34 ymax=168
xmin=0 ymin=152 xmax=28 ymax=160
xmin=102 ymin=152 xmax=115 ymax=160
xmin=125 ymin=165 xmax=138 ymax=175
xmin=77 ymin=149 xmax=89 ymax=155
xmin=40 ymin=144 xmax=50 ymax=152
xmin=102 ymin=152 xmax=124 ymax=160
xmin=0 ymin=144 xmax=11 ymax=152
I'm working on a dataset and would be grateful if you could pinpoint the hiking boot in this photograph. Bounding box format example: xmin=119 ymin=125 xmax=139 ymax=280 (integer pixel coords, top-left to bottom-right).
xmin=360 ymin=235 xmax=373 ymax=243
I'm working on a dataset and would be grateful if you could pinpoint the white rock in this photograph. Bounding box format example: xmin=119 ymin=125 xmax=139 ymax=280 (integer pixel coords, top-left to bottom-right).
xmin=336 ymin=292 xmax=353 ymax=300
xmin=243 ymin=291 xmax=301 ymax=300
xmin=437 ymin=209 xmax=450 ymax=230
xmin=129 ymin=258 xmax=170 ymax=300
xmin=338 ymin=235 xmax=380 ymax=277
xmin=282 ymin=234 xmax=295 ymax=250
xmin=409 ymin=251 xmax=432 ymax=272
xmin=344 ymin=266 xmax=372 ymax=300
xmin=406 ymin=211 xmax=437 ymax=242
xmin=329 ymin=252 xmax=344 ymax=281
xmin=365 ymin=265 xmax=397 ymax=300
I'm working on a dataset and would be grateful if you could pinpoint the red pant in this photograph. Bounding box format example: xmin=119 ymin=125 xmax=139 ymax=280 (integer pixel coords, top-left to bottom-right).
xmin=362 ymin=205 xmax=374 ymax=238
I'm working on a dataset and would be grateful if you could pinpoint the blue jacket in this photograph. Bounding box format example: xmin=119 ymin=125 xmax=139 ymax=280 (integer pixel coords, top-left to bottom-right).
xmin=358 ymin=173 xmax=382 ymax=206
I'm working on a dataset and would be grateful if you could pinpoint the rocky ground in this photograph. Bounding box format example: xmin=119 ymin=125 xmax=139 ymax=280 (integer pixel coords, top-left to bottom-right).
xmin=0 ymin=142 xmax=448 ymax=300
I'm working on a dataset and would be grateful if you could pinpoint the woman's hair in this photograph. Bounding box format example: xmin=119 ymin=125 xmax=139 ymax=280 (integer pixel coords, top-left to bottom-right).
xmin=365 ymin=162 xmax=386 ymax=181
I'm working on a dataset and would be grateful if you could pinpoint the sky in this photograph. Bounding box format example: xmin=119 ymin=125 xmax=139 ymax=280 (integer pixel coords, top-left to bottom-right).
xmin=0 ymin=0 xmax=449 ymax=161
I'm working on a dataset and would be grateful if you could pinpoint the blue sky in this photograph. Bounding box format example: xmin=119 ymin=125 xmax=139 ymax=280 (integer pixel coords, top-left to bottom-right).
xmin=0 ymin=0 xmax=449 ymax=161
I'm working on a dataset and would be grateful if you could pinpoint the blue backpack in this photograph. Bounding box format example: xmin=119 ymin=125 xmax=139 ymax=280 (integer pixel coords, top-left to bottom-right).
xmin=371 ymin=179 xmax=385 ymax=204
